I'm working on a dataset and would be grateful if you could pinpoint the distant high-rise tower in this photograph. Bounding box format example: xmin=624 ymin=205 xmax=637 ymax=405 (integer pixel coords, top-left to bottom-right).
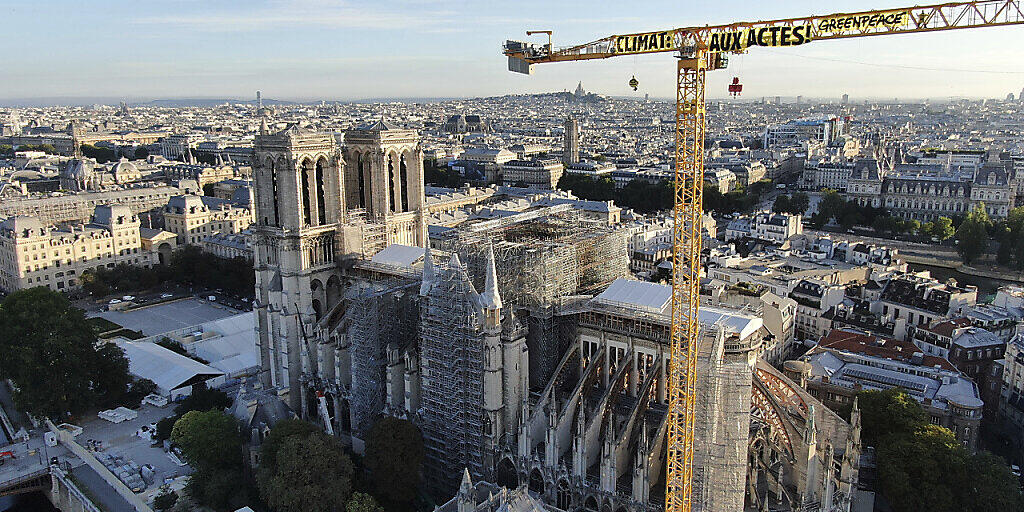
xmin=774 ymin=96 xmax=782 ymax=105
xmin=563 ymin=117 xmax=580 ymax=164
xmin=797 ymin=95 xmax=803 ymax=104
xmin=118 ymin=101 xmax=129 ymax=116
xmin=1020 ymin=87 xmax=1024 ymax=103
xmin=256 ymin=90 xmax=263 ymax=110
xmin=1008 ymin=93 xmax=1017 ymax=102
xmin=842 ymin=93 xmax=849 ymax=104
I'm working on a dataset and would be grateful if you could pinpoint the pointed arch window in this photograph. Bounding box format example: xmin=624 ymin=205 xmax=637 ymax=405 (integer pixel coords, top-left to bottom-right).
xmin=388 ymin=154 xmax=397 ymax=213
xmin=300 ymin=160 xmax=313 ymax=226
xmin=315 ymin=157 xmax=327 ymax=224
xmin=357 ymin=153 xmax=367 ymax=209
xmin=400 ymin=153 xmax=410 ymax=212
xmin=270 ymin=157 xmax=280 ymax=226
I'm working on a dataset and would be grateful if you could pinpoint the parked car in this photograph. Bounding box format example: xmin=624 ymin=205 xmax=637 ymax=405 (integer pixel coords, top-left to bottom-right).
xmin=109 ymin=299 xmax=122 ymax=304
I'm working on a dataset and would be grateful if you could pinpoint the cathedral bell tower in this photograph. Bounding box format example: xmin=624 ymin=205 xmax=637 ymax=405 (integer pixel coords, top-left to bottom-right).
xmin=342 ymin=121 xmax=426 ymax=249
xmin=251 ymin=125 xmax=345 ymax=411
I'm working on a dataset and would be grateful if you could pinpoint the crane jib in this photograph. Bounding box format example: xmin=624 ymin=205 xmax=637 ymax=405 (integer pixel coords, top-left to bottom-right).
xmin=611 ymin=9 xmax=913 ymax=57
xmin=708 ymin=25 xmax=813 ymax=52
xmin=614 ymin=31 xmax=675 ymax=54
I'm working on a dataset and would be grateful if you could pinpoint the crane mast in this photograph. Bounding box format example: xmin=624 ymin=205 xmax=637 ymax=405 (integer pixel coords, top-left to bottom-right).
xmin=503 ymin=2 xmax=1024 ymax=511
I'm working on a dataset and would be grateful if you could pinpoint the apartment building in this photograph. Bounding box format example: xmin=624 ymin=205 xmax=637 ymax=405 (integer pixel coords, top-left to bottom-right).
xmin=0 ymin=204 xmax=164 ymax=292
xmin=162 ymin=195 xmax=253 ymax=246
xmin=797 ymin=328 xmax=983 ymax=451
xmin=724 ymin=212 xmax=803 ymax=243
xmin=501 ymin=159 xmax=565 ymax=190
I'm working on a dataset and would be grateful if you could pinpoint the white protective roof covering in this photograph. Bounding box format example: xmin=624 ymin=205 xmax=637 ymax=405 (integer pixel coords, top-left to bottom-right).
xmin=117 ymin=340 xmax=223 ymax=392
xmin=192 ymin=312 xmax=258 ymax=377
xmin=698 ymin=305 xmax=764 ymax=340
xmin=371 ymin=244 xmax=425 ymax=268
xmin=595 ymin=279 xmax=672 ymax=314
xmin=210 ymin=352 xmax=260 ymax=377
xmin=594 ymin=279 xmax=764 ymax=339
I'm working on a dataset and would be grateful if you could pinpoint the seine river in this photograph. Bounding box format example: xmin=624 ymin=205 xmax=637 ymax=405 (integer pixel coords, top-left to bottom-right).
xmin=0 ymin=493 xmax=58 ymax=511
xmin=908 ymin=262 xmax=1022 ymax=298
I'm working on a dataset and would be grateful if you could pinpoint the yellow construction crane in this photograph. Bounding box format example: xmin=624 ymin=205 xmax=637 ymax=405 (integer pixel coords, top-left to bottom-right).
xmin=503 ymin=2 xmax=1024 ymax=511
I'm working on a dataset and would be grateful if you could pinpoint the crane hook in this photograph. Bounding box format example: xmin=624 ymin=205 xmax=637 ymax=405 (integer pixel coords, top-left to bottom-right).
xmin=628 ymin=75 xmax=639 ymax=91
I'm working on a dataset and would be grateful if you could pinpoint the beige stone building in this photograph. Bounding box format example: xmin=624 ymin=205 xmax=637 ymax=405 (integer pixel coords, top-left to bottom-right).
xmin=162 ymin=195 xmax=253 ymax=246
xmin=0 ymin=185 xmax=184 ymax=225
xmin=160 ymin=162 xmax=244 ymax=189
xmin=501 ymin=159 xmax=564 ymax=189
xmin=201 ymin=231 xmax=252 ymax=261
xmin=0 ymin=204 xmax=170 ymax=293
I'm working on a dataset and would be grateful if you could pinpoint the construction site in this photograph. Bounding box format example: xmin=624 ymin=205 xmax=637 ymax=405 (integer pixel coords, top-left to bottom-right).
xmin=240 ymin=4 xmax=1024 ymax=496
xmin=241 ymin=113 xmax=869 ymax=510
xmin=295 ymin=195 xmax=862 ymax=510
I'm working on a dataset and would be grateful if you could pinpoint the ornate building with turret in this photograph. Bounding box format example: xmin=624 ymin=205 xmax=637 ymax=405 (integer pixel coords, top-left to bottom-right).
xmin=250 ymin=124 xmax=862 ymax=511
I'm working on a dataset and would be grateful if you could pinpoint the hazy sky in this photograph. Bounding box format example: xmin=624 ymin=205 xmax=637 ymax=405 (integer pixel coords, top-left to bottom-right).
xmin=4 ymin=0 xmax=1024 ymax=102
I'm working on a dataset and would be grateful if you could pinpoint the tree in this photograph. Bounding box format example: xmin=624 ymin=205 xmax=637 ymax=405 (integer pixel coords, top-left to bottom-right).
xmin=171 ymin=410 xmax=250 ymax=511
xmin=933 ymin=216 xmax=955 ymax=241
xmin=789 ymin=192 xmax=810 ymax=215
xmin=363 ymin=417 xmax=424 ymax=507
xmin=80 ymin=143 xmax=117 ymax=163
xmin=17 ymin=144 xmax=58 ymax=155
xmin=839 ymin=210 xmax=863 ymax=230
xmin=347 ymin=492 xmax=385 ymax=512
xmin=0 ymin=288 xmax=135 ymax=419
xmin=920 ymin=222 xmax=935 ymax=236
xmin=258 ymin=431 xmax=354 ymax=512
xmin=257 ymin=419 xmax=321 ymax=472
xmin=854 ymin=389 xmax=1024 ymax=512
xmin=134 ymin=146 xmax=150 ymax=159
xmin=959 ymin=451 xmax=1024 ymax=511
xmin=956 ymin=204 xmax=992 ymax=264
xmin=772 ymin=195 xmax=792 ymax=214
xmin=995 ymin=207 xmax=1024 ymax=269
xmin=856 ymin=388 xmax=926 ymax=447
xmin=808 ymin=212 xmax=828 ymax=229
xmin=202 ymin=183 xmax=216 ymax=196
xmin=153 ymin=383 xmax=233 ymax=442
xmin=187 ymin=466 xmax=250 ymax=512
xmin=171 ymin=410 xmax=242 ymax=470
xmin=153 ymin=491 xmax=178 ymax=511
xmin=877 ymin=425 xmax=963 ymax=512
xmin=748 ymin=181 xmax=773 ymax=199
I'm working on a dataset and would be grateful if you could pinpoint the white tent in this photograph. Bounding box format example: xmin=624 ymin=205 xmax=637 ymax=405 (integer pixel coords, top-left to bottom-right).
xmin=116 ymin=340 xmax=225 ymax=399
xmin=189 ymin=312 xmax=259 ymax=378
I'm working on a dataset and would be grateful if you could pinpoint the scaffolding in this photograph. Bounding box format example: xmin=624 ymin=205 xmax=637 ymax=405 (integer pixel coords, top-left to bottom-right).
xmin=418 ymin=256 xmax=487 ymax=494
xmin=344 ymin=282 xmax=418 ymax=438
xmin=438 ymin=207 xmax=628 ymax=310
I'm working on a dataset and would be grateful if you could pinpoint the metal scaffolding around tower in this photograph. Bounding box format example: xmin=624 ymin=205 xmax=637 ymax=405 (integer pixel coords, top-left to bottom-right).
xmin=418 ymin=253 xmax=488 ymax=493
xmin=344 ymin=281 xmax=418 ymax=437
xmin=438 ymin=206 xmax=628 ymax=310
